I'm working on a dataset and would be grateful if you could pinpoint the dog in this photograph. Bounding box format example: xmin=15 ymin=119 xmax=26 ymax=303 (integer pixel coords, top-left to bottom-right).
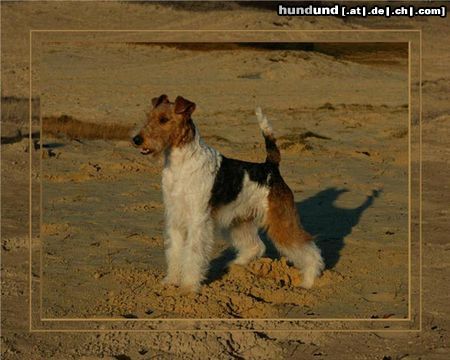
xmin=132 ymin=94 xmax=324 ymax=292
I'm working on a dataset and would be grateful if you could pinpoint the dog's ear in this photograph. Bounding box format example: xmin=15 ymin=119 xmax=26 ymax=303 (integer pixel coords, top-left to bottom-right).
xmin=174 ymin=96 xmax=196 ymax=117
xmin=152 ymin=94 xmax=169 ymax=108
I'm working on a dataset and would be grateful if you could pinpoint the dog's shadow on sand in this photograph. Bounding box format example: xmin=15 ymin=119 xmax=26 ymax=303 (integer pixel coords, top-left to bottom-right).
xmin=206 ymin=187 xmax=380 ymax=283
xmin=295 ymin=187 xmax=381 ymax=269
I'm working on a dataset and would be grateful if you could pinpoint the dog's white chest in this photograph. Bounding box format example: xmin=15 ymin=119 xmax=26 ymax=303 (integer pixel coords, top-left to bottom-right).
xmin=162 ymin=143 xmax=220 ymax=223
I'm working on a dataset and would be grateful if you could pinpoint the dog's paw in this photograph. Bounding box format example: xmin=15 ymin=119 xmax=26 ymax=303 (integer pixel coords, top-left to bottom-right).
xmin=300 ymin=278 xmax=315 ymax=289
xmin=232 ymin=258 xmax=250 ymax=266
xmin=161 ymin=275 xmax=180 ymax=287
xmin=300 ymin=271 xmax=318 ymax=289
xmin=179 ymin=282 xmax=201 ymax=294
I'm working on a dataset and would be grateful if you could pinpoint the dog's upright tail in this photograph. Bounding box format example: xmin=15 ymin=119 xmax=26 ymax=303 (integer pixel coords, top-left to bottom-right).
xmin=255 ymin=107 xmax=281 ymax=165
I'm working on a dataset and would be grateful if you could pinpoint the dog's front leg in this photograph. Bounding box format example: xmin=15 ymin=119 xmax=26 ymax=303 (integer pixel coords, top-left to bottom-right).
xmin=162 ymin=225 xmax=186 ymax=286
xmin=180 ymin=218 xmax=214 ymax=293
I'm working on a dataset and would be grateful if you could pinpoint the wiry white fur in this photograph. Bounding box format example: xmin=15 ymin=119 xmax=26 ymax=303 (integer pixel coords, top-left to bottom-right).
xmin=161 ymin=128 xmax=221 ymax=292
xmin=277 ymin=242 xmax=325 ymax=289
xmin=213 ymin=173 xmax=269 ymax=228
xmin=229 ymin=222 xmax=266 ymax=266
xmin=255 ymin=106 xmax=273 ymax=136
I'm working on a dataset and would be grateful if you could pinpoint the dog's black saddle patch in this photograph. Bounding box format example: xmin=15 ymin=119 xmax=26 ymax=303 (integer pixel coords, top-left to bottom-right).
xmin=209 ymin=156 xmax=278 ymax=209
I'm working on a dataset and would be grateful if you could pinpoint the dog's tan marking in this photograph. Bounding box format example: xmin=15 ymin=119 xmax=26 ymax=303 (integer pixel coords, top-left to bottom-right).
xmin=265 ymin=179 xmax=312 ymax=247
xmin=136 ymin=95 xmax=196 ymax=155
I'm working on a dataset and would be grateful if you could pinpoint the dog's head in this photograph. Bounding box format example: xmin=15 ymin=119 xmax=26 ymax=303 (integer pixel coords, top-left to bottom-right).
xmin=132 ymin=94 xmax=196 ymax=156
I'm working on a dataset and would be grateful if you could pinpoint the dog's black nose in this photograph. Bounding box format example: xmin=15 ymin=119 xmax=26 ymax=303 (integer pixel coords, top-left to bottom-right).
xmin=133 ymin=135 xmax=143 ymax=146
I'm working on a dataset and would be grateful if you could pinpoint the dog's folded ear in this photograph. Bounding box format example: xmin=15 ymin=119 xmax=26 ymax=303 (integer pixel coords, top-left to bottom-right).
xmin=152 ymin=94 xmax=169 ymax=108
xmin=174 ymin=96 xmax=196 ymax=117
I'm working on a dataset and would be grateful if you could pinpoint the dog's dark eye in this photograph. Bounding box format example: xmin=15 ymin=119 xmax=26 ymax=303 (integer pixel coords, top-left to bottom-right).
xmin=159 ymin=116 xmax=169 ymax=124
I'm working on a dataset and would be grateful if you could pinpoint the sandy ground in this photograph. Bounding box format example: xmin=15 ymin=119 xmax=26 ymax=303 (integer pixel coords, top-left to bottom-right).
xmin=1 ymin=1 xmax=450 ymax=359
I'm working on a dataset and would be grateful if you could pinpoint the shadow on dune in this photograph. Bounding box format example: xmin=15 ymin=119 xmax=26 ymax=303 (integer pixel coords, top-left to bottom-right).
xmin=206 ymin=187 xmax=380 ymax=283
xmin=297 ymin=187 xmax=381 ymax=269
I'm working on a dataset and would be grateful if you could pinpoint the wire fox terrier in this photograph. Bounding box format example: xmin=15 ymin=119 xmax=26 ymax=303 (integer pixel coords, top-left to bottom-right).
xmin=132 ymin=94 xmax=324 ymax=292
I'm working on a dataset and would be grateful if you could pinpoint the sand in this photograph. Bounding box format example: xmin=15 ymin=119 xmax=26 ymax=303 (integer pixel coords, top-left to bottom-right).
xmin=1 ymin=2 xmax=449 ymax=359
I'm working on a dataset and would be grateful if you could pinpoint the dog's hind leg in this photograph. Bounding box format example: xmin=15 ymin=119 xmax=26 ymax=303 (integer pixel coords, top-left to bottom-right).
xmin=265 ymin=179 xmax=325 ymax=289
xmin=230 ymin=221 xmax=266 ymax=266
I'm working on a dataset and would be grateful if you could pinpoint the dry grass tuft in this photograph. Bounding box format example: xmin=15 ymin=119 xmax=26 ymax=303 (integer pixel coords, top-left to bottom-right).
xmin=43 ymin=115 xmax=132 ymax=140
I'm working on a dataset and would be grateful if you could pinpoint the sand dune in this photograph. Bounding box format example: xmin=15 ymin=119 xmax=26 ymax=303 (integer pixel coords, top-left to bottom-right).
xmin=1 ymin=1 xmax=449 ymax=359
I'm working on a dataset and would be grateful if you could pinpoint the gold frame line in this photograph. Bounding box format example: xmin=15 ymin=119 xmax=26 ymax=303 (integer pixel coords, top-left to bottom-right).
xmin=30 ymin=29 xmax=422 ymax=332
